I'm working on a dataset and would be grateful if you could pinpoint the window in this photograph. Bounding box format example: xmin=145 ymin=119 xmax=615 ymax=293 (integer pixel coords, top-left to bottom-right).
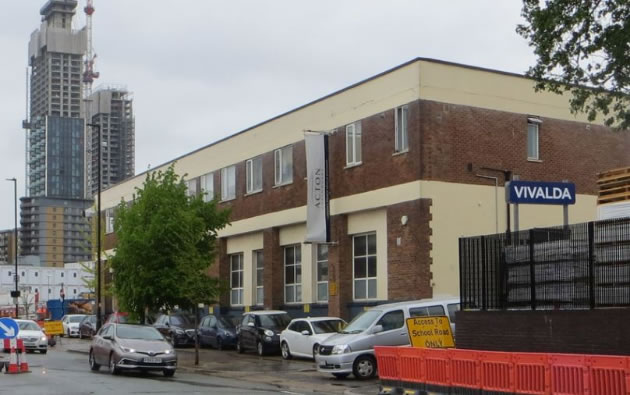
xmin=316 ymin=244 xmax=329 ymax=302
xmin=274 ymin=145 xmax=293 ymax=186
xmin=527 ymin=121 xmax=539 ymax=160
xmin=395 ymin=105 xmax=408 ymax=152
xmin=35 ymin=272 xmax=38 ymax=277
xmin=105 ymin=209 xmax=115 ymax=234
xmin=448 ymin=303 xmax=460 ymax=323
xmin=186 ymin=178 xmax=198 ymax=197
xmin=73 ymin=272 xmax=77 ymax=278
xmin=230 ymin=253 xmax=243 ymax=305
xmin=284 ymin=245 xmax=302 ymax=303
xmin=200 ymin=172 xmax=214 ymax=202
xmin=376 ymin=310 xmax=404 ymax=331
xmin=409 ymin=305 xmax=445 ymax=318
xmin=353 ymin=233 xmax=377 ymax=300
xmin=61 ymin=272 xmax=64 ymax=278
xmin=346 ymin=122 xmax=362 ymax=166
xmin=221 ymin=165 xmax=236 ymax=201
xmin=246 ymin=156 xmax=263 ymax=194
xmin=254 ymin=250 xmax=264 ymax=305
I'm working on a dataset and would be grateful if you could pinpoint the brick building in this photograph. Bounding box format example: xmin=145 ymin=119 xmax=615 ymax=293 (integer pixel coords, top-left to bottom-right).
xmin=99 ymin=58 xmax=630 ymax=320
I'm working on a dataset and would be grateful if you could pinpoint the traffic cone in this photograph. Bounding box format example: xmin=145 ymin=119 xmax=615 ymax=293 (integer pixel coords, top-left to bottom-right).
xmin=6 ymin=345 xmax=18 ymax=374
xmin=18 ymin=340 xmax=29 ymax=372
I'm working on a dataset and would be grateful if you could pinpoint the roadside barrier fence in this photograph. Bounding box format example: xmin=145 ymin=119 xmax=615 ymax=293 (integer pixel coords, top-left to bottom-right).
xmin=375 ymin=346 xmax=630 ymax=395
xmin=2 ymin=339 xmax=30 ymax=374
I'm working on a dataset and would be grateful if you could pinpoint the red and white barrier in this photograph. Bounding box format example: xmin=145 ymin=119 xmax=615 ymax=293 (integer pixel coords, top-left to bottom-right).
xmin=3 ymin=338 xmax=29 ymax=374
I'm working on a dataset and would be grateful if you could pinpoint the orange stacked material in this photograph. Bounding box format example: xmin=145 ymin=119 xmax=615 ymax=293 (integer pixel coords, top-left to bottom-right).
xmin=598 ymin=167 xmax=630 ymax=204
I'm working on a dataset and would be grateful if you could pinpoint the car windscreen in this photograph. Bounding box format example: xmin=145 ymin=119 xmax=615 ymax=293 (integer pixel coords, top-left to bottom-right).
xmin=18 ymin=321 xmax=40 ymax=331
xmin=341 ymin=310 xmax=382 ymax=334
xmin=312 ymin=320 xmax=345 ymax=334
xmin=116 ymin=325 xmax=164 ymax=340
xmin=258 ymin=314 xmax=291 ymax=330
xmin=217 ymin=317 xmax=235 ymax=329
xmin=69 ymin=316 xmax=85 ymax=323
xmin=170 ymin=315 xmax=194 ymax=328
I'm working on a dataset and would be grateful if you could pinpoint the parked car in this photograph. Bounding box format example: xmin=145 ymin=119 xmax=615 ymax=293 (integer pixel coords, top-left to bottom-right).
xmin=236 ymin=310 xmax=291 ymax=356
xmin=198 ymin=315 xmax=237 ymax=350
xmin=280 ymin=317 xmax=346 ymax=360
xmin=316 ymin=297 xmax=460 ymax=380
xmin=10 ymin=319 xmax=48 ymax=354
xmin=88 ymin=323 xmax=177 ymax=377
xmin=153 ymin=313 xmax=197 ymax=347
xmin=61 ymin=314 xmax=87 ymax=337
xmin=79 ymin=315 xmax=97 ymax=339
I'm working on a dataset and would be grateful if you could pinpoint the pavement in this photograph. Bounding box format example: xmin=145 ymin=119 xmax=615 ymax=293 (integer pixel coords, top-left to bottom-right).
xmin=56 ymin=337 xmax=381 ymax=395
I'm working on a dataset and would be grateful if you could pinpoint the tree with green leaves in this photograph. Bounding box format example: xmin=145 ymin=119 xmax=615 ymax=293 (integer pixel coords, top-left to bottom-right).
xmin=110 ymin=164 xmax=230 ymax=322
xmin=517 ymin=0 xmax=630 ymax=129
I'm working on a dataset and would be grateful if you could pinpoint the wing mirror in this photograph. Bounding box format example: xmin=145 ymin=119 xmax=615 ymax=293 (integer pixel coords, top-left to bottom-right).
xmin=300 ymin=330 xmax=311 ymax=336
xmin=371 ymin=325 xmax=383 ymax=334
xmin=103 ymin=334 xmax=112 ymax=340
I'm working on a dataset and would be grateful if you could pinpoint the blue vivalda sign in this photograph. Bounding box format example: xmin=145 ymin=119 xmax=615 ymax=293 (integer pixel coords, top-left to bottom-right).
xmin=508 ymin=180 xmax=576 ymax=205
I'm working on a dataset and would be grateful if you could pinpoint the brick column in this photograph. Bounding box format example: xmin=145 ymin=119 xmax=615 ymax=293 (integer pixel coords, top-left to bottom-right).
xmin=263 ymin=227 xmax=283 ymax=309
xmin=386 ymin=199 xmax=433 ymax=301
xmin=209 ymin=237 xmax=230 ymax=307
xmin=328 ymin=214 xmax=352 ymax=320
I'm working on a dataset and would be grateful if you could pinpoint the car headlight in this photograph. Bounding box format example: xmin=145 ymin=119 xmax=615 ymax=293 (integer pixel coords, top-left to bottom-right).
xmin=40 ymin=336 xmax=47 ymax=342
xmin=264 ymin=329 xmax=274 ymax=337
xmin=164 ymin=349 xmax=172 ymax=354
xmin=175 ymin=329 xmax=185 ymax=335
xmin=120 ymin=346 xmax=136 ymax=353
xmin=331 ymin=344 xmax=351 ymax=355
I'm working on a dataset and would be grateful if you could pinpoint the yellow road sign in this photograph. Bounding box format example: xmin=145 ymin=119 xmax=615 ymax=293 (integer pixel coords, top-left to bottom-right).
xmin=406 ymin=316 xmax=454 ymax=348
xmin=43 ymin=321 xmax=64 ymax=336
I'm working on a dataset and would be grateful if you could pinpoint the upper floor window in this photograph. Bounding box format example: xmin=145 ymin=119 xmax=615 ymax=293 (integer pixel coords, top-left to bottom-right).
xmin=105 ymin=209 xmax=115 ymax=234
xmin=274 ymin=145 xmax=293 ymax=186
xmin=186 ymin=178 xmax=198 ymax=197
xmin=395 ymin=106 xmax=408 ymax=152
xmin=527 ymin=119 xmax=540 ymax=160
xmin=346 ymin=122 xmax=362 ymax=166
xmin=221 ymin=165 xmax=236 ymax=201
xmin=246 ymin=156 xmax=263 ymax=194
xmin=200 ymin=172 xmax=214 ymax=202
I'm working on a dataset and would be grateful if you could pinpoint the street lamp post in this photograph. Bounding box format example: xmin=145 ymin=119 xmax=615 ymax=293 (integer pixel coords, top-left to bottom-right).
xmin=87 ymin=123 xmax=102 ymax=331
xmin=6 ymin=178 xmax=18 ymax=318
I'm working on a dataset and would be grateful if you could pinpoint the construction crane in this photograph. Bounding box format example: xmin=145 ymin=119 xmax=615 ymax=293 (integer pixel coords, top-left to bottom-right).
xmin=83 ymin=0 xmax=99 ymax=96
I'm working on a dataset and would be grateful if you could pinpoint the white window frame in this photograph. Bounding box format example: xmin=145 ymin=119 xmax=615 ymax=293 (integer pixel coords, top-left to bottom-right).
xmin=246 ymin=156 xmax=263 ymax=194
xmin=105 ymin=209 xmax=115 ymax=234
xmin=254 ymin=250 xmax=264 ymax=305
xmin=230 ymin=253 xmax=243 ymax=306
xmin=316 ymin=244 xmax=329 ymax=303
xmin=274 ymin=145 xmax=293 ymax=186
xmin=200 ymin=172 xmax=214 ymax=202
xmin=395 ymin=105 xmax=409 ymax=152
xmin=352 ymin=232 xmax=377 ymax=301
xmin=345 ymin=122 xmax=362 ymax=166
xmin=186 ymin=178 xmax=198 ymax=197
xmin=221 ymin=165 xmax=236 ymax=201
xmin=284 ymin=244 xmax=302 ymax=304
xmin=527 ymin=120 xmax=540 ymax=160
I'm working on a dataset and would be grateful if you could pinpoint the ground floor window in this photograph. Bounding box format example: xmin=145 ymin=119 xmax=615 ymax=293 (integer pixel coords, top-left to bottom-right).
xmin=316 ymin=244 xmax=329 ymax=302
xmin=254 ymin=250 xmax=264 ymax=305
xmin=284 ymin=245 xmax=302 ymax=303
xmin=230 ymin=253 xmax=243 ymax=305
xmin=353 ymin=232 xmax=377 ymax=300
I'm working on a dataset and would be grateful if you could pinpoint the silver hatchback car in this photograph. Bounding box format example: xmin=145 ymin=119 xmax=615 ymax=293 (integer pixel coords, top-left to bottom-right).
xmin=89 ymin=323 xmax=177 ymax=377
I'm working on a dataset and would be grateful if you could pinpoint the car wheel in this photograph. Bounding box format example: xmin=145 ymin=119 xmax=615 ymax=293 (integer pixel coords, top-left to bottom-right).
xmin=236 ymin=339 xmax=244 ymax=354
xmin=256 ymin=341 xmax=265 ymax=356
xmin=40 ymin=349 xmax=47 ymax=355
xmin=163 ymin=369 xmax=175 ymax=377
xmin=333 ymin=373 xmax=350 ymax=379
xmin=352 ymin=355 xmax=376 ymax=380
xmin=312 ymin=344 xmax=320 ymax=359
xmin=281 ymin=342 xmax=292 ymax=360
xmin=216 ymin=337 xmax=223 ymax=351
xmin=109 ymin=353 xmax=119 ymax=375
xmin=66 ymin=329 xmax=70 ymax=338
xmin=89 ymin=350 xmax=100 ymax=371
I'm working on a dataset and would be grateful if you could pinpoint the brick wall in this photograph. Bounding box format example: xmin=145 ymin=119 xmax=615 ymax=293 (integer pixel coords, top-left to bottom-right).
xmin=457 ymin=310 xmax=630 ymax=355
xmin=328 ymin=214 xmax=352 ymax=320
xmin=263 ymin=227 xmax=283 ymax=309
xmin=386 ymin=199 xmax=433 ymax=301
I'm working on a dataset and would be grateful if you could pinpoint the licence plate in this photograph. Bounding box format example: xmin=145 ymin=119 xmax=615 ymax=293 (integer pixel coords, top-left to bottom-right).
xmin=143 ymin=357 xmax=162 ymax=363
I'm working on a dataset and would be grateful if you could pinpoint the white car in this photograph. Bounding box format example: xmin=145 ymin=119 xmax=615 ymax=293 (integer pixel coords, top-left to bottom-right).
xmin=15 ymin=319 xmax=48 ymax=354
xmin=280 ymin=317 xmax=346 ymax=360
xmin=62 ymin=314 xmax=87 ymax=337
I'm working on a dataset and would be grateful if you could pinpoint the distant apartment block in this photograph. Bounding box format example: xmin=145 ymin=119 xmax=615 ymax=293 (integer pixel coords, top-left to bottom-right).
xmin=0 ymin=230 xmax=18 ymax=265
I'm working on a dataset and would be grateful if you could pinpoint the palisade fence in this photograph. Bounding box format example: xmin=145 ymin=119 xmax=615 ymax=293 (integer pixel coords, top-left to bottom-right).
xmin=459 ymin=217 xmax=630 ymax=310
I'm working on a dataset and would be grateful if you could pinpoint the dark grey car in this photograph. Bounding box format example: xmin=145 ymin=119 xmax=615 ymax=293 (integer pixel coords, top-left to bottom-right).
xmin=89 ymin=324 xmax=177 ymax=377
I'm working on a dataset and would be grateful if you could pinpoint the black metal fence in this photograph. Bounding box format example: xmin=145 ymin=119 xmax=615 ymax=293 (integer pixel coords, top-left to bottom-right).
xmin=460 ymin=217 xmax=630 ymax=310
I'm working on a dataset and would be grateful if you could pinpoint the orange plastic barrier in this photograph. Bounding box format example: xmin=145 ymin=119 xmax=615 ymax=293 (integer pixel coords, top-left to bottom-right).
xmin=513 ymin=353 xmax=549 ymax=395
xmin=550 ymin=354 xmax=589 ymax=395
xmin=588 ymin=355 xmax=630 ymax=395
xmin=480 ymin=351 xmax=515 ymax=393
xmin=373 ymin=346 xmax=401 ymax=382
xmin=398 ymin=346 xmax=426 ymax=383
xmin=424 ymin=348 xmax=451 ymax=387
xmin=448 ymin=349 xmax=481 ymax=390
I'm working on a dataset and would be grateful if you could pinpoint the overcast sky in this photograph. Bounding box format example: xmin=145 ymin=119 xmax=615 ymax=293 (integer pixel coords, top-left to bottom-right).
xmin=0 ymin=0 xmax=534 ymax=229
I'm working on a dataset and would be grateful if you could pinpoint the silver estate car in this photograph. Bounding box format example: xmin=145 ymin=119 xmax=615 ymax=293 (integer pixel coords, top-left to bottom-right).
xmin=89 ymin=323 xmax=177 ymax=377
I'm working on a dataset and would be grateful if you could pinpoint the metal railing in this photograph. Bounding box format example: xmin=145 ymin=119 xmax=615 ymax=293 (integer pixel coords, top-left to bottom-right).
xmin=460 ymin=217 xmax=630 ymax=310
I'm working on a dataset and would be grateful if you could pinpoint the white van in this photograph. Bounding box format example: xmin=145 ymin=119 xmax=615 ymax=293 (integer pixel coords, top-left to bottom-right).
xmin=315 ymin=297 xmax=459 ymax=380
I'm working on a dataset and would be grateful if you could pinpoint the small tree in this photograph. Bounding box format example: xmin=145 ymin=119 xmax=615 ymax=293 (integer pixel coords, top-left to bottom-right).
xmin=111 ymin=164 xmax=230 ymax=322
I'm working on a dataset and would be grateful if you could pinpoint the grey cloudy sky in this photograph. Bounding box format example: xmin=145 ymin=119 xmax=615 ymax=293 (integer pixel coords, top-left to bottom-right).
xmin=0 ymin=0 xmax=534 ymax=229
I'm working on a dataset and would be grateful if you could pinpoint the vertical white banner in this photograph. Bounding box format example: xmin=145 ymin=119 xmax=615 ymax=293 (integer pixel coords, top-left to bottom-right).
xmin=305 ymin=133 xmax=329 ymax=243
